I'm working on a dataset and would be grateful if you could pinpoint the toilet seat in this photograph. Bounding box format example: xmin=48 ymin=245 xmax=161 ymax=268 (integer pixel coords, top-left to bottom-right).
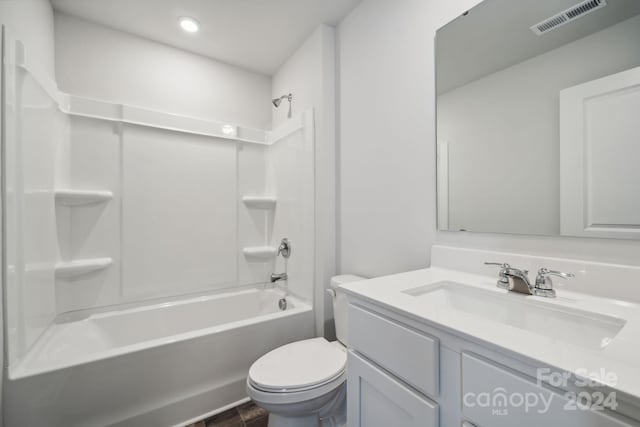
xmin=248 ymin=338 xmax=346 ymax=394
xmin=247 ymin=371 xmax=346 ymax=406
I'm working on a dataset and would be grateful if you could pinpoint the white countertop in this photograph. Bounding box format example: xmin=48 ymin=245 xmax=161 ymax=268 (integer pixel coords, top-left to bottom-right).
xmin=340 ymin=267 xmax=640 ymax=403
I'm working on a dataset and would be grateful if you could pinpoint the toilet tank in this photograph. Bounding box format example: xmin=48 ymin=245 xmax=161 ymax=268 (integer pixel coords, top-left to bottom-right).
xmin=330 ymin=274 xmax=364 ymax=346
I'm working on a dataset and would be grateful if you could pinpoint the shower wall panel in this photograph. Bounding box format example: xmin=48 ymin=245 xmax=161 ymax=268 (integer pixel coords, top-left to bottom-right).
xmin=55 ymin=116 xmax=121 ymax=313
xmin=55 ymin=119 xmax=278 ymax=313
xmin=267 ymin=112 xmax=315 ymax=303
xmin=121 ymin=125 xmax=238 ymax=298
xmin=237 ymin=143 xmax=273 ymax=286
xmin=3 ymin=49 xmax=64 ymax=365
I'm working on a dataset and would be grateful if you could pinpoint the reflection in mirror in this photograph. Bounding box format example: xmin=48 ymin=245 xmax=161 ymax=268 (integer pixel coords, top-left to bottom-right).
xmin=436 ymin=0 xmax=640 ymax=238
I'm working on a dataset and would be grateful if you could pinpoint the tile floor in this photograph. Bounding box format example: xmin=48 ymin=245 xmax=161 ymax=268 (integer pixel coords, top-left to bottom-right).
xmin=187 ymin=401 xmax=268 ymax=427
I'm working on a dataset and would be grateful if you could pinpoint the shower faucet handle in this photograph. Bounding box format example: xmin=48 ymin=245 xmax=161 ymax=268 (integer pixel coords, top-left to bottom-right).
xmin=277 ymin=238 xmax=291 ymax=259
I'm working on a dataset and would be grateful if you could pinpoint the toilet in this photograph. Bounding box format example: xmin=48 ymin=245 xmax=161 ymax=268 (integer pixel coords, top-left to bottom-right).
xmin=246 ymin=275 xmax=363 ymax=427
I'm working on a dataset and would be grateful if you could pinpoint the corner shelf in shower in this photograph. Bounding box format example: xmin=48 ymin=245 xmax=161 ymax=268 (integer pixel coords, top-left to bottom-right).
xmin=243 ymin=247 xmax=277 ymax=262
xmin=55 ymin=189 xmax=113 ymax=206
xmin=55 ymin=258 xmax=113 ymax=279
xmin=242 ymin=196 xmax=277 ymax=209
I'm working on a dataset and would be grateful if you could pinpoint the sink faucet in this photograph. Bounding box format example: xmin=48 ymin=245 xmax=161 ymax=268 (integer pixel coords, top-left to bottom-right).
xmin=270 ymin=272 xmax=288 ymax=283
xmin=485 ymin=262 xmax=573 ymax=298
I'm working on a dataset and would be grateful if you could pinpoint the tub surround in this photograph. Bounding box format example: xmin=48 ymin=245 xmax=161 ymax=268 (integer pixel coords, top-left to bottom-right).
xmin=4 ymin=20 xmax=318 ymax=427
xmin=17 ymin=51 xmax=269 ymax=144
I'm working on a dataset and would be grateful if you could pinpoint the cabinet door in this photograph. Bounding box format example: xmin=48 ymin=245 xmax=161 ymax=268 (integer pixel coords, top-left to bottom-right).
xmin=348 ymin=304 xmax=440 ymax=397
xmin=462 ymin=353 xmax=636 ymax=427
xmin=347 ymin=351 xmax=439 ymax=427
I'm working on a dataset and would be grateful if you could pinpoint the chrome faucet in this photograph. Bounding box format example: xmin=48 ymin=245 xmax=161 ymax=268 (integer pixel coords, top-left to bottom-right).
xmin=505 ymin=266 xmax=533 ymax=295
xmin=270 ymin=272 xmax=288 ymax=283
xmin=271 ymin=238 xmax=290 ymax=283
xmin=485 ymin=262 xmax=574 ymax=298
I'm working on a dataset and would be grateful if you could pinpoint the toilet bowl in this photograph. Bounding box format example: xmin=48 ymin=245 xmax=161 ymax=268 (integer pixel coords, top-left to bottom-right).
xmin=246 ymin=275 xmax=364 ymax=427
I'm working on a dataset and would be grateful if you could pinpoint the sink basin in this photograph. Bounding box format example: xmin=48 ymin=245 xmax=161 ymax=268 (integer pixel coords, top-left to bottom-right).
xmin=403 ymin=281 xmax=626 ymax=350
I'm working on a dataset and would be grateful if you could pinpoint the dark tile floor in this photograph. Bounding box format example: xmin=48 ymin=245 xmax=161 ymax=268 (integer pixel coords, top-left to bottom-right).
xmin=187 ymin=401 xmax=268 ymax=427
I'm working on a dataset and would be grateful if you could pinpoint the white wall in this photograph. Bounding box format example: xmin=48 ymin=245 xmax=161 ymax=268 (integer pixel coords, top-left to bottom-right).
xmin=337 ymin=0 xmax=464 ymax=278
xmin=271 ymin=25 xmax=337 ymax=336
xmin=0 ymin=0 xmax=56 ymax=78
xmin=54 ymin=13 xmax=272 ymax=130
xmin=439 ymin=15 xmax=640 ymax=235
xmin=337 ymin=0 xmax=640 ymax=284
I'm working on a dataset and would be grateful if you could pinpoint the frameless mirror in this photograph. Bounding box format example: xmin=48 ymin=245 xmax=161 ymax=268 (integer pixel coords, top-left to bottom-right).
xmin=436 ymin=0 xmax=640 ymax=239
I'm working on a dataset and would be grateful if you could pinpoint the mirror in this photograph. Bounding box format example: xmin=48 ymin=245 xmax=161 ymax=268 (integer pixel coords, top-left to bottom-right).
xmin=436 ymin=0 xmax=640 ymax=239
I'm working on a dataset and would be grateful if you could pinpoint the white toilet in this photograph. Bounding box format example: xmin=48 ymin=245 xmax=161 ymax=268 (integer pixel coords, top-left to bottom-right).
xmin=247 ymin=275 xmax=363 ymax=427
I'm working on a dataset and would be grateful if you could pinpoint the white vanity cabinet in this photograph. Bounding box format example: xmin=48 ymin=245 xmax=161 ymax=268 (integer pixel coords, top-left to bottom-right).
xmin=347 ymin=351 xmax=439 ymax=427
xmin=346 ymin=302 xmax=640 ymax=427
xmin=462 ymin=353 xmax=632 ymax=427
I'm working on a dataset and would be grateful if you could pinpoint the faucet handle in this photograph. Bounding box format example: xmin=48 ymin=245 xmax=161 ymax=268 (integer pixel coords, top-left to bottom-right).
xmin=277 ymin=238 xmax=291 ymax=259
xmin=536 ymin=268 xmax=575 ymax=282
xmin=484 ymin=262 xmax=511 ymax=289
xmin=484 ymin=262 xmax=510 ymax=268
xmin=534 ymin=268 xmax=575 ymax=297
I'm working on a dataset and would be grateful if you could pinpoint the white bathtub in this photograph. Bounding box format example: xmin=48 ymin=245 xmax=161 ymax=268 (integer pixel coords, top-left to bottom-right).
xmin=5 ymin=287 xmax=314 ymax=427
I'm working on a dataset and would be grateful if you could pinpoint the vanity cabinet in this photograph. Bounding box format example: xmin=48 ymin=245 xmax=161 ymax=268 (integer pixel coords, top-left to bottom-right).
xmin=462 ymin=353 xmax=631 ymax=427
xmin=348 ymin=304 xmax=439 ymax=396
xmin=347 ymin=351 xmax=439 ymax=427
xmin=347 ymin=302 xmax=639 ymax=427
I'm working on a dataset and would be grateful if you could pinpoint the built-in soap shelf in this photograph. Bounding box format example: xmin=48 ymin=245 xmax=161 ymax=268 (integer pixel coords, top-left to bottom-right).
xmin=242 ymin=196 xmax=277 ymax=209
xmin=55 ymin=189 xmax=113 ymax=206
xmin=243 ymin=247 xmax=277 ymax=262
xmin=55 ymin=258 xmax=113 ymax=279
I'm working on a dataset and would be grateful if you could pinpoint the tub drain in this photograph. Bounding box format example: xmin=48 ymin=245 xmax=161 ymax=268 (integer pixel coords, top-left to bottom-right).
xmin=278 ymin=298 xmax=287 ymax=311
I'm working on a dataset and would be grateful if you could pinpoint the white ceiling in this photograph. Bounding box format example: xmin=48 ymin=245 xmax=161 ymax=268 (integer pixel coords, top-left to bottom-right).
xmin=50 ymin=0 xmax=362 ymax=75
xmin=437 ymin=0 xmax=640 ymax=94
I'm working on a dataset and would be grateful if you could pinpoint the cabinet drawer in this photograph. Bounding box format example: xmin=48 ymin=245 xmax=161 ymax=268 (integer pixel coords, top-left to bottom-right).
xmin=348 ymin=304 xmax=439 ymax=396
xmin=348 ymin=351 xmax=439 ymax=427
xmin=462 ymin=353 xmax=632 ymax=427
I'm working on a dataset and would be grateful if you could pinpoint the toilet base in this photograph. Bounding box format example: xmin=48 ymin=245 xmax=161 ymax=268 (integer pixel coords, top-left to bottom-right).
xmin=268 ymin=413 xmax=320 ymax=427
xmin=267 ymin=411 xmax=347 ymax=427
xmin=250 ymin=382 xmax=346 ymax=427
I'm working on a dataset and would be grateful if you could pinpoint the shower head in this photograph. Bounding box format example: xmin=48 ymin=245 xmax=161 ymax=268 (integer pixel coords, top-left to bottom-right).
xmin=272 ymin=93 xmax=293 ymax=118
xmin=272 ymin=93 xmax=292 ymax=107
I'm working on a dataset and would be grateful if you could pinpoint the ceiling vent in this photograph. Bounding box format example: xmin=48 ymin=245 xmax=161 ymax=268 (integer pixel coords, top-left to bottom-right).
xmin=530 ymin=0 xmax=607 ymax=36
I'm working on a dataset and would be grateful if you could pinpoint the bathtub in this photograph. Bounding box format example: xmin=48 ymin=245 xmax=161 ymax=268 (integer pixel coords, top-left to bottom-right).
xmin=4 ymin=287 xmax=314 ymax=427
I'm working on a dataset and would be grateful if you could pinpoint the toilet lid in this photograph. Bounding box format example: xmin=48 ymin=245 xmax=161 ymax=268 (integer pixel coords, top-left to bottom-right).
xmin=249 ymin=338 xmax=346 ymax=392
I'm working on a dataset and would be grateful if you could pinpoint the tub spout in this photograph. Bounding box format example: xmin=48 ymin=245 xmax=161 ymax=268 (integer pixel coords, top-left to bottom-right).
xmin=270 ymin=272 xmax=288 ymax=283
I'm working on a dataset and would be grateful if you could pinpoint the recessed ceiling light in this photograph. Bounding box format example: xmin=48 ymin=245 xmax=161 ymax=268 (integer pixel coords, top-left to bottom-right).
xmin=178 ymin=17 xmax=200 ymax=33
